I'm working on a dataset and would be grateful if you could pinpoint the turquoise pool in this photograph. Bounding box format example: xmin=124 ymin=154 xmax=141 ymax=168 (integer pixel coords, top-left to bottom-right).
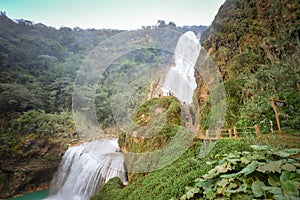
xmin=8 ymin=190 xmax=49 ymax=200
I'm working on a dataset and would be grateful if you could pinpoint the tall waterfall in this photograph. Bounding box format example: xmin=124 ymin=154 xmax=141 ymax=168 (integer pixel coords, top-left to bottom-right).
xmin=162 ymin=31 xmax=200 ymax=104
xmin=45 ymin=139 xmax=127 ymax=200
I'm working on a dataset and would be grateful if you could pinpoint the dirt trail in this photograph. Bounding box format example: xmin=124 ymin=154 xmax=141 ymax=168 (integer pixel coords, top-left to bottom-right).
xmin=183 ymin=105 xmax=197 ymax=135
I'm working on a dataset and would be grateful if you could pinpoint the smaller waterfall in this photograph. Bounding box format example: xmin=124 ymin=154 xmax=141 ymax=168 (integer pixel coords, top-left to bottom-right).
xmin=162 ymin=31 xmax=200 ymax=104
xmin=45 ymin=139 xmax=127 ymax=200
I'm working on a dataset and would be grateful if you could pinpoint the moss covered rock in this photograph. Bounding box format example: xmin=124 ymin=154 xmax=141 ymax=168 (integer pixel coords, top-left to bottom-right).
xmin=118 ymin=96 xmax=192 ymax=180
xmin=90 ymin=177 xmax=124 ymax=200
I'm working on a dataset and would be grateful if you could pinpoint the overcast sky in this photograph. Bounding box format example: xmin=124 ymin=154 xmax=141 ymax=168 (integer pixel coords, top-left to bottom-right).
xmin=0 ymin=0 xmax=225 ymax=30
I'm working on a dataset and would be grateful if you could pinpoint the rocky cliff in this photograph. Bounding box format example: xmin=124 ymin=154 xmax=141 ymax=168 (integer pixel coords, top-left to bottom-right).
xmin=0 ymin=137 xmax=60 ymax=198
xmin=195 ymin=0 xmax=300 ymax=132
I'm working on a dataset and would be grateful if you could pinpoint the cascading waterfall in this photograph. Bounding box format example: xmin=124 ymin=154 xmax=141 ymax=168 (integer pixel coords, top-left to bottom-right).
xmin=162 ymin=31 xmax=201 ymax=104
xmin=45 ymin=31 xmax=200 ymax=200
xmin=45 ymin=139 xmax=127 ymax=200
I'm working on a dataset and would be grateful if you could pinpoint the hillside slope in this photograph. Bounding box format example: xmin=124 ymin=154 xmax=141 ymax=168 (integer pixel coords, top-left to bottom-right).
xmin=197 ymin=0 xmax=300 ymax=133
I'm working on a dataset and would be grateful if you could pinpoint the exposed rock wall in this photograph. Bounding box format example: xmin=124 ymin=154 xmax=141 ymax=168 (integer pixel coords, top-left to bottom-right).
xmin=0 ymin=137 xmax=66 ymax=199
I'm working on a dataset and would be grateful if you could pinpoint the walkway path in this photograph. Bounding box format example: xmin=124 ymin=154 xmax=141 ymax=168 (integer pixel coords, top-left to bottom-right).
xmin=182 ymin=104 xmax=198 ymax=136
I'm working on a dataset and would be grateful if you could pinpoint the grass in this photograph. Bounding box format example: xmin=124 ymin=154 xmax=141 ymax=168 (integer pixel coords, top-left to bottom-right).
xmin=91 ymin=139 xmax=252 ymax=200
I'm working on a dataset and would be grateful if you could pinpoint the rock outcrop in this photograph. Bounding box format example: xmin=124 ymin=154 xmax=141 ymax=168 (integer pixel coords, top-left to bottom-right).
xmin=0 ymin=137 xmax=67 ymax=199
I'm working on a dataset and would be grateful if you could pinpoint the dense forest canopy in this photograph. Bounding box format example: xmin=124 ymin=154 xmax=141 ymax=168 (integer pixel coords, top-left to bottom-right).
xmin=0 ymin=12 xmax=206 ymax=122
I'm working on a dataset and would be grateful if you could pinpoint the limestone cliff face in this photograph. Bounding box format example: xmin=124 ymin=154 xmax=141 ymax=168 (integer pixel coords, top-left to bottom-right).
xmin=0 ymin=137 xmax=69 ymax=198
xmin=118 ymin=97 xmax=184 ymax=181
xmin=147 ymin=68 xmax=167 ymax=99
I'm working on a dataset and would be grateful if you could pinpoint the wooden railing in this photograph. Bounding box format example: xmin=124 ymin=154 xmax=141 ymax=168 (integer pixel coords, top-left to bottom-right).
xmin=197 ymin=125 xmax=260 ymax=141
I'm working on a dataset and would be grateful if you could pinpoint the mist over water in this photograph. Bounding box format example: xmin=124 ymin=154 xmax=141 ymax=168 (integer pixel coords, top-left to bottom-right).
xmin=45 ymin=140 xmax=126 ymax=200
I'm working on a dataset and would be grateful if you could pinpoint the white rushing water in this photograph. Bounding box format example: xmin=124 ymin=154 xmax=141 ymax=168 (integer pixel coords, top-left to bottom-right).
xmin=162 ymin=31 xmax=200 ymax=104
xmin=45 ymin=139 xmax=127 ymax=200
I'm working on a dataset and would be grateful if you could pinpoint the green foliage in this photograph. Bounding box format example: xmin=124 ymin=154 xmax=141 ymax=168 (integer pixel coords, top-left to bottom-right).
xmin=228 ymin=49 xmax=266 ymax=77
xmin=236 ymin=59 xmax=300 ymax=133
xmin=92 ymin=139 xmax=251 ymax=200
xmin=8 ymin=110 xmax=75 ymax=136
xmin=181 ymin=145 xmax=300 ymax=199
xmin=0 ymin=14 xmax=122 ymax=116
xmin=118 ymin=97 xmax=186 ymax=175
xmin=0 ymin=13 xmax=209 ymax=198
xmin=90 ymin=177 xmax=125 ymax=200
xmin=204 ymin=139 xmax=251 ymax=160
xmin=0 ymin=110 xmax=75 ymax=158
xmin=95 ymin=49 xmax=166 ymax=127
xmin=200 ymin=0 xmax=300 ymax=134
xmin=119 ymin=97 xmax=182 ymax=151
xmin=0 ymin=83 xmax=42 ymax=113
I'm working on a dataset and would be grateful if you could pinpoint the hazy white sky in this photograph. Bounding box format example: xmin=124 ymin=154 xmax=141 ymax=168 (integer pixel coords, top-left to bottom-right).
xmin=0 ymin=0 xmax=225 ymax=30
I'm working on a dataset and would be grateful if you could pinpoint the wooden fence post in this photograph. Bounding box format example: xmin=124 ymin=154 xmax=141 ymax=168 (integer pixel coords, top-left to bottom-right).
xmin=269 ymin=96 xmax=282 ymax=134
xmin=217 ymin=129 xmax=221 ymax=138
xmin=254 ymin=125 xmax=260 ymax=137
xmin=197 ymin=130 xmax=201 ymax=139
xmin=228 ymin=129 xmax=232 ymax=139
xmin=234 ymin=127 xmax=238 ymax=139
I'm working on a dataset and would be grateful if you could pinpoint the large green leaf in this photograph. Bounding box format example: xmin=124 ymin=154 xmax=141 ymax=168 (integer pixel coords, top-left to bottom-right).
xmin=268 ymin=174 xmax=281 ymax=187
xmin=280 ymin=171 xmax=299 ymax=182
xmin=227 ymin=158 xmax=241 ymax=165
xmin=281 ymin=163 xmax=297 ymax=172
xmin=231 ymin=193 xmax=254 ymax=200
xmin=274 ymin=149 xmax=300 ymax=158
xmin=240 ymin=157 xmax=251 ymax=164
xmin=263 ymin=186 xmax=282 ymax=196
xmin=273 ymin=194 xmax=289 ymax=200
xmin=291 ymin=162 xmax=300 ymax=168
xmin=220 ymin=172 xmax=239 ymax=179
xmin=227 ymin=152 xmax=240 ymax=159
xmin=217 ymin=178 xmax=229 ymax=187
xmin=250 ymin=145 xmax=269 ymax=151
xmin=226 ymin=183 xmax=248 ymax=194
xmin=204 ymin=188 xmax=215 ymax=199
xmin=280 ymin=171 xmax=290 ymax=182
xmin=216 ymin=162 xmax=232 ymax=174
xmin=251 ymin=180 xmax=266 ymax=198
xmin=195 ymin=178 xmax=205 ymax=188
xmin=220 ymin=161 xmax=259 ymax=179
xmin=257 ymin=160 xmax=284 ymax=173
xmin=203 ymin=168 xmax=218 ymax=179
xmin=239 ymin=161 xmax=259 ymax=176
xmin=281 ymin=180 xmax=299 ymax=197
xmin=182 ymin=187 xmax=199 ymax=199
xmin=228 ymin=182 xmax=238 ymax=189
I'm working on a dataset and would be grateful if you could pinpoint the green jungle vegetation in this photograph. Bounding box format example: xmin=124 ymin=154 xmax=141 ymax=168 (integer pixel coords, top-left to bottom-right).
xmin=0 ymin=10 xmax=209 ymax=198
xmin=92 ymin=0 xmax=300 ymax=199
xmin=0 ymin=11 xmax=205 ymax=158
xmin=181 ymin=145 xmax=300 ymax=200
xmin=1 ymin=0 xmax=300 ymax=199
xmin=92 ymin=139 xmax=300 ymax=200
xmin=118 ymin=97 xmax=193 ymax=181
xmin=199 ymin=0 xmax=300 ymax=134
xmin=0 ymin=11 xmax=122 ymax=153
xmin=91 ymin=139 xmax=251 ymax=200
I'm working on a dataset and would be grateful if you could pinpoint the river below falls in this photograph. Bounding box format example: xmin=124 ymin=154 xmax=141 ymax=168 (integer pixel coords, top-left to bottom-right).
xmin=8 ymin=190 xmax=49 ymax=200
